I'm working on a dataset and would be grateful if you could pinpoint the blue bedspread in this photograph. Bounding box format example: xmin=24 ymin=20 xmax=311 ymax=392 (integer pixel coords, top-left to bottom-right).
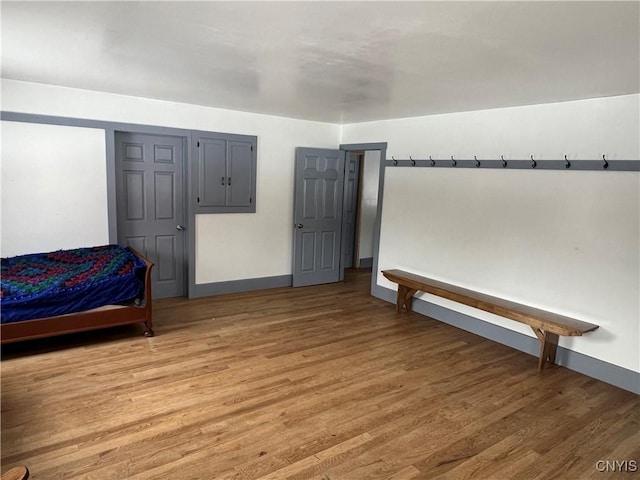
xmin=1 ymin=245 xmax=146 ymax=323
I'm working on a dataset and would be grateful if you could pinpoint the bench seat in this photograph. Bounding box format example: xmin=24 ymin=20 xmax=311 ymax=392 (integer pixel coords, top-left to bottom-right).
xmin=382 ymin=269 xmax=599 ymax=370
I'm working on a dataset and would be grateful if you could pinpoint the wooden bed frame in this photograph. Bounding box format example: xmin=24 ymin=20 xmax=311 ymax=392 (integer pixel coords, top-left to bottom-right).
xmin=0 ymin=248 xmax=154 ymax=344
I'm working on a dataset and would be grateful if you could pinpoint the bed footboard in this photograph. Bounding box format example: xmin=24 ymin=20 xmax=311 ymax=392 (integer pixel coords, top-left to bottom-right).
xmin=1 ymin=246 xmax=155 ymax=344
xmin=127 ymin=247 xmax=155 ymax=337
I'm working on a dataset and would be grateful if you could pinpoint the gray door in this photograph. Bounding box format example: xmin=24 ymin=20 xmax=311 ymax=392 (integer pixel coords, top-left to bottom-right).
xmin=341 ymin=152 xmax=361 ymax=270
xmin=115 ymin=132 xmax=186 ymax=298
xmin=292 ymin=147 xmax=345 ymax=287
xmin=227 ymin=140 xmax=253 ymax=207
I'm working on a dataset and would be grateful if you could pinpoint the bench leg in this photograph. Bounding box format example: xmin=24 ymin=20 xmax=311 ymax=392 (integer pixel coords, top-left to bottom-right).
xmin=396 ymin=285 xmax=417 ymax=313
xmin=533 ymin=328 xmax=559 ymax=371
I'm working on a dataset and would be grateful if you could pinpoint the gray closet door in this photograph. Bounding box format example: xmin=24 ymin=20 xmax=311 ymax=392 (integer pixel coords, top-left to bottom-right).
xmin=115 ymin=132 xmax=186 ymax=298
xmin=341 ymin=152 xmax=361 ymax=270
xmin=198 ymin=137 xmax=227 ymax=207
xmin=292 ymin=147 xmax=345 ymax=287
xmin=195 ymin=137 xmax=254 ymax=209
xmin=227 ymin=140 xmax=253 ymax=207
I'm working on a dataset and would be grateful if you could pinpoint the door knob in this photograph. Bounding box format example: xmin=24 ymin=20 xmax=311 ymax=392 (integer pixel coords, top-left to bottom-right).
xmin=294 ymin=223 xmax=304 ymax=228
xmin=176 ymin=225 xmax=186 ymax=231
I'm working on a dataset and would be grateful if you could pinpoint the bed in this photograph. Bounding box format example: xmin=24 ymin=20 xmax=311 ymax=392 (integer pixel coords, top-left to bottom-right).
xmin=1 ymin=245 xmax=154 ymax=344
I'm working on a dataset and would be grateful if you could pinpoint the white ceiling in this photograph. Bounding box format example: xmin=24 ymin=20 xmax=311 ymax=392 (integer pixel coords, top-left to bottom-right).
xmin=1 ymin=1 xmax=639 ymax=124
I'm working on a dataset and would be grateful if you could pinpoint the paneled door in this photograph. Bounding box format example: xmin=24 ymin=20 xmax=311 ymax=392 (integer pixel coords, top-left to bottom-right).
xmin=115 ymin=132 xmax=186 ymax=298
xmin=341 ymin=152 xmax=362 ymax=270
xmin=292 ymin=147 xmax=345 ymax=287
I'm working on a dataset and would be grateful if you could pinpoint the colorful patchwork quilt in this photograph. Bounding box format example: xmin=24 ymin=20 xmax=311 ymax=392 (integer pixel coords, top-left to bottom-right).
xmin=1 ymin=245 xmax=146 ymax=323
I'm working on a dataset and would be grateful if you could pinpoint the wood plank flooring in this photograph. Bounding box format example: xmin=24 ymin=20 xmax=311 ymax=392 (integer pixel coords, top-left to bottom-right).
xmin=2 ymin=270 xmax=638 ymax=479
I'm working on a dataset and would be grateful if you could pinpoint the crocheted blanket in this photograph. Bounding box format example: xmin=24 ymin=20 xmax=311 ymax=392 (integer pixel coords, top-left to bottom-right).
xmin=1 ymin=245 xmax=145 ymax=323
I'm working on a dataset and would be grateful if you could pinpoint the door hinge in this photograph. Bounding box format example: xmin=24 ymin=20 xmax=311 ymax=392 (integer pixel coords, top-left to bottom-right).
xmin=251 ymin=145 xmax=253 ymax=152
xmin=249 ymin=197 xmax=252 ymax=203
xmin=197 ymin=141 xmax=200 ymax=147
xmin=197 ymin=196 xmax=200 ymax=203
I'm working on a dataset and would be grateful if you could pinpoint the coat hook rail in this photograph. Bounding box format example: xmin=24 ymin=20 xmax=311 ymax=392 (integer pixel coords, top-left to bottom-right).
xmin=384 ymin=156 xmax=639 ymax=172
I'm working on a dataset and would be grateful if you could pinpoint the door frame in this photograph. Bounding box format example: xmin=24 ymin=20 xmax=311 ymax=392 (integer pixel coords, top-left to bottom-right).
xmin=107 ymin=127 xmax=192 ymax=298
xmin=339 ymin=142 xmax=387 ymax=293
xmin=341 ymin=151 xmax=364 ymax=272
xmin=352 ymin=152 xmax=366 ymax=269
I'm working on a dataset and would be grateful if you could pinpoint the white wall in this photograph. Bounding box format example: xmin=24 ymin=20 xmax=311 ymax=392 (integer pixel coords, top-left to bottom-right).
xmin=342 ymin=94 xmax=640 ymax=373
xmin=1 ymin=79 xmax=341 ymax=283
xmin=1 ymin=121 xmax=108 ymax=256
xmin=357 ymin=150 xmax=380 ymax=260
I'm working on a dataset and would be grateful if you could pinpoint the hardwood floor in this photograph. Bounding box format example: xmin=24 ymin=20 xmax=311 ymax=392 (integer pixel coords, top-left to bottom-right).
xmin=2 ymin=270 xmax=638 ymax=479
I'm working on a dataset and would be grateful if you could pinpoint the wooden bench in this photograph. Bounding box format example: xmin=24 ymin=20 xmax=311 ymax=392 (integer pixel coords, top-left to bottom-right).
xmin=382 ymin=269 xmax=599 ymax=371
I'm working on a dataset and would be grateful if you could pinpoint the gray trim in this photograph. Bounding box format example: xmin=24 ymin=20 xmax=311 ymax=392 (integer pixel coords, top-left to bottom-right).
xmin=373 ymin=285 xmax=640 ymax=394
xmin=186 ymin=133 xmax=197 ymax=299
xmin=104 ymin=129 xmax=118 ymax=244
xmin=191 ymin=128 xmax=258 ymax=143
xmin=358 ymin=257 xmax=373 ymax=268
xmin=2 ymin=111 xmax=111 ymax=129
xmin=193 ymin=274 xmax=292 ymax=297
xmin=1 ymin=111 xmax=192 ymax=136
xmin=386 ymin=158 xmax=640 ymax=171
xmin=340 ymin=143 xmax=388 ymax=152
xmin=339 ymin=142 xmax=387 ymax=297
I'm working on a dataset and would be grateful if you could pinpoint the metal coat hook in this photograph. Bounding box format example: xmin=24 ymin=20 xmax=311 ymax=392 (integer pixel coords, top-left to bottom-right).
xmin=603 ymin=154 xmax=609 ymax=169
xmin=430 ymin=155 xmax=435 ymax=167
xmin=531 ymin=155 xmax=537 ymax=169
xmin=564 ymin=155 xmax=571 ymax=169
xmin=410 ymin=155 xmax=416 ymax=166
xmin=501 ymin=155 xmax=507 ymax=168
xmin=475 ymin=155 xmax=480 ymax=168
xmin=392 ymin=156 xmax=398 ymax=166
xmin=451 ymin=155 xmax=457 ymax=167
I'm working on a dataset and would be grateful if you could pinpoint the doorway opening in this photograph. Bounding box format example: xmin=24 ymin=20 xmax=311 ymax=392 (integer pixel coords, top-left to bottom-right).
xmin=339 ymin=142 xmax=387 ymax=295
xmin=342 ymin=150 xmax=381 ymax=271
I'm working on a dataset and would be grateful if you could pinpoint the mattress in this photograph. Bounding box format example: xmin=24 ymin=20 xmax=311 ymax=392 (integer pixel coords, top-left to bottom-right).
xmin=1 ymin=245 xmax=146 ymax=323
